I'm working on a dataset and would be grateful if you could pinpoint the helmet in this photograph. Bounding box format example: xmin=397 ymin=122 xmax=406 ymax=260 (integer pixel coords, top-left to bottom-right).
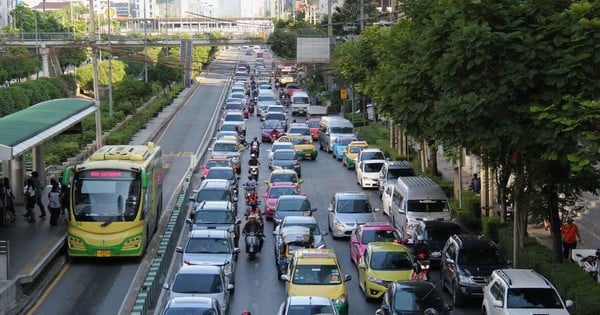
xmin=417 ymin=235 xmax=424 ymax=242
xmin=248 ymin=174 xmax=253 ymax=180
xmin=424 ymin=308 xmax=439 ymax=315
xmin=242 ymin=312 xmax=252 ymax=315
xmin=248 ymin=215 xmax=257 ymax=220
xmin=250 ymin=153 xmax=256 ymax=159
xmin=253 ymin=137 xmax=258 ymax=141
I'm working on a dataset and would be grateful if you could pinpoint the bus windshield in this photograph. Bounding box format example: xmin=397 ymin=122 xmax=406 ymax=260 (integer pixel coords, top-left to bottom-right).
xmin=72 ymin=170 xmax=141 ymax=222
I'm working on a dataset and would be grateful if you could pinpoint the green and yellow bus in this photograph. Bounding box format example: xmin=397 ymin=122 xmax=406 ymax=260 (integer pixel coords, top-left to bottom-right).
xmin=61 ymin=142 xmax=163 ymax=257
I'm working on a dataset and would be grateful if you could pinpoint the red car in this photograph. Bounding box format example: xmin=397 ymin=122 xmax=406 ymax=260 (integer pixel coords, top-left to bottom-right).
xmin=199 ymin=158 xmax=233 ymax=177
xmin=349 ymin=222 xmax=401 ymax=266
xmin=261 ymin=183 xmax=303 ymax=219
xmin=305 ymin=118 xmax=321 ymax=140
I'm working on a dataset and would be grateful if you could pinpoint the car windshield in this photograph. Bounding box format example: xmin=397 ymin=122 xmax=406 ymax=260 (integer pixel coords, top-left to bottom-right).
xmin=258 ymin=95 xmax=275 ymax=102
xmin=264 ymin=120 xmax=283 ymax=129
xmin=364 ymin=162 xmax=384 ymax=173
xmin=274 ymin=151 xmax=296 ymax=160
xmin=393 ymin=287 xmax=446 ymax=312
xmin=206 ymin=160 xmax=231 ymax=169
xmin=349 ymin=146 xmax=363 ymax=153
xmin=163 ymin=307 xmax=217 ymax=315
xmin=186 ymin=237 xmax=231 ymax=254
xmin=220 ymin=124 xmax=238 ymax=132
xmin=267 ymin=113 xmax=285 ymax=120
xmin=506 ymin=288 xmax=564 ymax=309
xmin=362 ymin=230 xmax=399 ymax=244
xmin=290 ymin=137 xmax=311 ymax=145
xmin=206 ymin=169 xmax=234 ymax=180
xmin=292 ymin=265 xmax=342 ymax=285
xmin=278 ymin=199 xmax=310 ymax=211
xmin=213 ymin=142 xmax=238 ymax=152
xmin=388 ymin=168 xmax=416 ymax=178
xmin=225 ymin=114 xmax=244 ymax=122
xmin=268 ymin=106 xmax=285 ymax=113
xmin=193 ymin=210 xmax=234 ymax=224
xmin=337 ymin=138 xmax=355 ymax=146
xmin=172 ymin=273 xmax=223 ymax=294
xmin=361 ymin=151 xmax=385 ymax=160
xmin=195 ymin=189 xmax=230 ymax=202
xmin=407 ymin=200 xmax=450 ymax=213
xmin=336 ymin=199 xmax=372 ymax=213
xmin=229 ymin=93 xmax=244 ymax=99
xmin=370 ymin=251 xmax=412 ymax=270
xmin=270 ymin=173 xmax=298 ymax=183
xmin=283 ymin=223 xmax=321 ymax=235
xmin=331 ymin=127 xmax=353 ymax=134
xmin=225 ymin=103 xmax=244 ymax=110
xmin=458 ymin=248 xmax=504 ymax=265
xmin=286 ymin=304 xmax=335 ymax=315
xmin=306 ymin=121 xmax=320 ymax=128
xmin=269 ymin=187 xmax=298 ymax=198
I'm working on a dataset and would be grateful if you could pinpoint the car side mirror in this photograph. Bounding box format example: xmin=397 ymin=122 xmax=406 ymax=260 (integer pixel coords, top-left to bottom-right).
xmin=262 ymin=193 xmax=268 ymax=198
xmin=298 ymin=179 xmax=304 ymax=184
xmin=185 ymin=218 xmax=192 ymax=225
xmin=188 ymin=197 xmax=195 ymax=202
xmin=227 ymin=284 xmax=234 ymax=291
xmin=280 ymin=274 xmax=290 ymax=282
xmin=200 ymin=176 xmax=206 ymax=180
xmin=311 ymin=208 xmax=317 ymax=212
xmin=163 ymin=284 xmax=170 ymax=290
xmin=263 ymin=180 xmax=269 ymax=184
xmin=565 ymin=300 xmax=574 ymax=308
xmin=374 ymin=208 xmax=380 ymax=212
xmin=446 ymin=258 xmax=455 ymax=264
xmin=321 ymin=231 xmax=329 ymax=236
xmin=358 ymin=260 xmax=365 ymax=269
xmin=234 ymin=248 xmax=240 ymax=254
xmin=344 ymin=274 xmax=352 ymax=282
xmin=175 ymin=246 xmax=183 ymax=253
xmin=492 ymin=300 xmax=503 ymax=308
xmin=235 ymin=219 xmax=242 ymax=225
xmin=272 ymin=230 xmax=278 ymax=235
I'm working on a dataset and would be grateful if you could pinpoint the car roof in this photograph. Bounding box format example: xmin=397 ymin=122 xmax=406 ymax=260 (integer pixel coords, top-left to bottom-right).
xmin=335 ymin=191 xmax=369 ymax=200
xmin=277 ymin=195 xmax=307 ymax=201
xmin=494 ymin=269 xmax=554 ymax=289
xmin=221 ymin=121 xmax=243 ymax=126
xmin=386 ymin=160 xmax=413 ymax=169
xmin=189 ymin=229 xmax=230 ymax=238
xmin=452 ymin=234 xmax=497 ymax=250
xmin=198 ymin=179 xmax=230 ymax=189
xmin=368 ymin=242 xmax=409 ymax=253
xmin=165 ymin=296 xmax=216 ymax=308
xmin=176 ymin=265 xmax=222 ymax=274
xmin=198 ymin=200 xmax=231 ymax=210
xmin=362 ymin=159 xmax=387 ymax=164
xmin=361 ymin=222 xmax=396 ymax=231
xmin=213 ymin=139 xmax=238 ymax=145
xmin=270 ymin=182 xmax=297 ymax=188
xmin=361 ymin=148 xmax=383 ymax=152
xmin=207 ymin=166 xmax=234 ymax=171
xmin=349 ymin=141 xmax=368 ymax=145
xmin=283 ymin=216 xmax=317 ymax=224
xmin=287 ymin=295 xmax=332 ymax=306
xmin=270 ymin=169 xmax=297 ymax=175
xmin=274 ymin=149 xmax=296 ymax=154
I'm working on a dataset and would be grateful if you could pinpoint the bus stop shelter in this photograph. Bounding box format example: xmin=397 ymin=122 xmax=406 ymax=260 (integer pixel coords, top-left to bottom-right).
xmin=0 ymin=98 xmax=97 ymax=205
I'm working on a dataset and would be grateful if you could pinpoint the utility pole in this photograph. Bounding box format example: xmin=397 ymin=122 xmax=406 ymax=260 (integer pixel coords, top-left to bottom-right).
xmin=143 ymin=0 xmax=148 ymax=82
xmin=88 ymin=0 xmax=102 ymax=148
xmin=107 ymin=0 xmax=113 ymax=117
xmin=327 ymin=0 xmax=332 ymax=40
xmin=360 ymin=0 xmax=364 ymax=31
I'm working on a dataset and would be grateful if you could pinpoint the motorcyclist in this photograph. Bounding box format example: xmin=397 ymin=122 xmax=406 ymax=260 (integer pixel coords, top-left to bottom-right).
xmin=246 ymin=203 xmax=262 ymax=223
xmin=243 ymin=215 xmax=264 ymax=251
xmin=412 ymin=235 xmax=430 ymax=259
xmin=249 ymin=137 xmax=260 ymax=153
xmin=269 ymin=128 xmax=280 ymax=142
xmin=248 ymin=153 xmax=260 ymax=167
xmin=244 ymin=174 xmax=257 ymax=192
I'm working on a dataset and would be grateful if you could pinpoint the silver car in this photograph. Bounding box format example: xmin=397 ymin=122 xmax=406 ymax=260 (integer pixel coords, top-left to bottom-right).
xmin=175 ymin=230 xmax=239 ymax=284
xmin=327 ymin=192 xmax=378 ymax=238
xmin=163 ymin=265 xmax=232 ymax=315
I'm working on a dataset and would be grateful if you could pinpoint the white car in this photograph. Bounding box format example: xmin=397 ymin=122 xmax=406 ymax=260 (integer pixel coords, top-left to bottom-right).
xmin=268 ymin=142 xmax=295 ymax=164
xmin=482 ymin=269 xmax=573 ymax=315
xmin=164 ymin=265 xmax=233 ymax=315
xmin=355 ymin=159 xmax=386 ymax=189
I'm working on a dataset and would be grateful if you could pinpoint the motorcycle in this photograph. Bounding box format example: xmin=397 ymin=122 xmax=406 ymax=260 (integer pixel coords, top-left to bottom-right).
xmin=410 ymin=253 xmax=430 ymax=281
xmin=249 ymin=165 xmax=259 ymax=181
xmin=576 ymin=250 xmax=600 ymax=282
xmin=245 ymin=232 xmax=263 ymax=259
xmin=250 ymin=142 xmax=260 ymax=157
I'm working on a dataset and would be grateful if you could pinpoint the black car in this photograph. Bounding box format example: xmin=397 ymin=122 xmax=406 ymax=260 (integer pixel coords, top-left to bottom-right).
xmin=376 ymin=281 xmax=452 ymax=315
xmin=189 ymin=179 xmax=238 ymax=214
xmin=270 ymin=149 xmax=301 ymax=177
xmin=441 ymin=234 xmax=509 ymax=307
xmin=203 ymin=166 xmax=240 ymax=192
xmin=412 ymin=221 xmax=465 ymax=267
xmin=185 ymin=200 xmax=242 ymax=247
xmin=273 ymin=195 xmax=316 ymax=226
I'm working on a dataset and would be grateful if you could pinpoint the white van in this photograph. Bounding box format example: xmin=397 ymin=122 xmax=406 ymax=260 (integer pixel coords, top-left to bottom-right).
xmin=290 ymin=90 xmax=310 ymax=116
xmin=382 ymin=176 xmax=451 ymax=244
xmin=317 ymin=117 xmax=355 ymax=153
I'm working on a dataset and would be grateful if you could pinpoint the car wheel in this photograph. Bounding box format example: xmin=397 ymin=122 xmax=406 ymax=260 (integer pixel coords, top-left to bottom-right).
xmin=452 ymin=282 xmax=465 ymax=307
xmin=332 ymin=153 xmax=336 ymax=159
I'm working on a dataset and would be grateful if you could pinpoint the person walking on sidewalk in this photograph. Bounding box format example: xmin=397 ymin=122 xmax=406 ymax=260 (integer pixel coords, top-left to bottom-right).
xmin=47 ymin=179 xmax=62 ymax=226
xmin=23 ymin=178 xmax=37 ymax=222
xmin=561 ymin=218 xmax=582 ymax=259
xmin=31 ymin=171 xmax=47 ymax=218
xmin=469 ymin=173 xmax=481 ymax=194
xmin=3 ymin=177 xmax=16 ymax=223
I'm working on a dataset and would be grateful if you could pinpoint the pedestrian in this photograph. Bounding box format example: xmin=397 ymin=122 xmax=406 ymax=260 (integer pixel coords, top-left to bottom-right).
xmin=60 ymin=182 xmax=70 ymax=223
xmin=469 ymin=173 xmax=481 ymax=194
xmin=31 ymin=171 xmax=47 ymax=218
xmin=23 ymin=178 xmax=36 ymax=222
xmin=560 ymin=218 xmax=582 ymax=259
xmin=2 ymin=177 xmax=16 ymax=223
xmin=47 ymin=179 xmax=62 ymax=226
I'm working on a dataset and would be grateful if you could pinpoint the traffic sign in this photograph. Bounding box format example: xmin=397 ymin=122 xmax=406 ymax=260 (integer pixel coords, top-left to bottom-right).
xmin=340 ymin=89 xmax=347 ymax=100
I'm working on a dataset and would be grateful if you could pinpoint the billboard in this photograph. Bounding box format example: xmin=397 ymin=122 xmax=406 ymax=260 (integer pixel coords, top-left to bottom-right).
xmin=296 ymin=37 xmax=330 ymax=64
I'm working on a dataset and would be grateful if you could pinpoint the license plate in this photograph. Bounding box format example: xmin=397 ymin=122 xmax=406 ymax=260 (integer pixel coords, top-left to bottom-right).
xmin=304 ymin=153 xmax=311 ymax=157
xmin=97 ymin=250 xmax=111 ymax=257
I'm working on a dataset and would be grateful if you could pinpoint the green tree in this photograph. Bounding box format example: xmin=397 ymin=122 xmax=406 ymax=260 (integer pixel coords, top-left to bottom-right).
xmin=58 ymin=48 xmax=88 ymax=68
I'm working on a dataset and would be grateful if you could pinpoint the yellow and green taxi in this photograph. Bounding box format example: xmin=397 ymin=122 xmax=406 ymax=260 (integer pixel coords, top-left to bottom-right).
xmin=357 ymin=242 xmax=413 ymax=300
xmin=277 ymin=135 xmax=318 ymax=160
xmin=281 ymin=249 xmax=351 ymax=315
xmin=342 ymin=141 xmax=368 ymax=169
xmin=263 ymin=169 xmax=304 ymax=188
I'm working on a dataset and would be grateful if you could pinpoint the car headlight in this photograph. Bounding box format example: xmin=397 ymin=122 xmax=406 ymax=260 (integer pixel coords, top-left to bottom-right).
xmin=368 ymin=276 xmax=386 ymax=286
xmin=273 ymin=165 xmax=283 ymax=170
xmin=232 ymin=156 xmax=239 ymax=163
xmin=458 ymin=274 xmax=477 ymax=285
xmin=223 ymin=263 xmax=232 ymax=274
xmin=334 ymin=219 xmax=346 ymax=228
xmin=430 ymin=251 xmax=441 ymax=258
xmin=334 ymin=294 xmax=347 ymax=305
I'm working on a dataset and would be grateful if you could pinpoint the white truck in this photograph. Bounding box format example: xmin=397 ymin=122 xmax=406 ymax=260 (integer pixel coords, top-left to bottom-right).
xmin=307 ymin=103 xmax=328 ymax=117
xmin=290 ymin=90 xmax=310 ymax=116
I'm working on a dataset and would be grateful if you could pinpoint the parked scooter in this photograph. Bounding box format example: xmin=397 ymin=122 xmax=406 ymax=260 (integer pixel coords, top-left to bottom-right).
xmin=576 ymin=250 xmax=600 ymax=283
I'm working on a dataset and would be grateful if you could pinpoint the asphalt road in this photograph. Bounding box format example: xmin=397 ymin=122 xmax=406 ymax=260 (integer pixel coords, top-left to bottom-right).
xmin=27 ymin=52 xmax=235 ymax=315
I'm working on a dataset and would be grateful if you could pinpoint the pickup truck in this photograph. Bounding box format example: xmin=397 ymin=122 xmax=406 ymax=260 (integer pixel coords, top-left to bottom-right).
xmin=307 ymin=104 xmax=328 ymax=117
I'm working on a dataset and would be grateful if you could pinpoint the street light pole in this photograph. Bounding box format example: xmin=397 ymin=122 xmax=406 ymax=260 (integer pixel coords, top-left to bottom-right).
xmin=88 ymin=0 xmax=103 ymax=148
xmin=143 ymin=0 xmax=148 ymax=82
xmin=107 ymin=0 xmax=113 ymax=117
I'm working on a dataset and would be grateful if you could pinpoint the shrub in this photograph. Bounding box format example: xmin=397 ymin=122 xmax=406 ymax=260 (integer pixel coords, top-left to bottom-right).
xmin=482 ymin=216 xmax=502 ymax=243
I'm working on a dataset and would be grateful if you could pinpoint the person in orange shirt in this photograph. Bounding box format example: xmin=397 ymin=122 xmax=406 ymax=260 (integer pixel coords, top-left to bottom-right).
xmin=560 ymin=218 xmax=582 ymax=259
